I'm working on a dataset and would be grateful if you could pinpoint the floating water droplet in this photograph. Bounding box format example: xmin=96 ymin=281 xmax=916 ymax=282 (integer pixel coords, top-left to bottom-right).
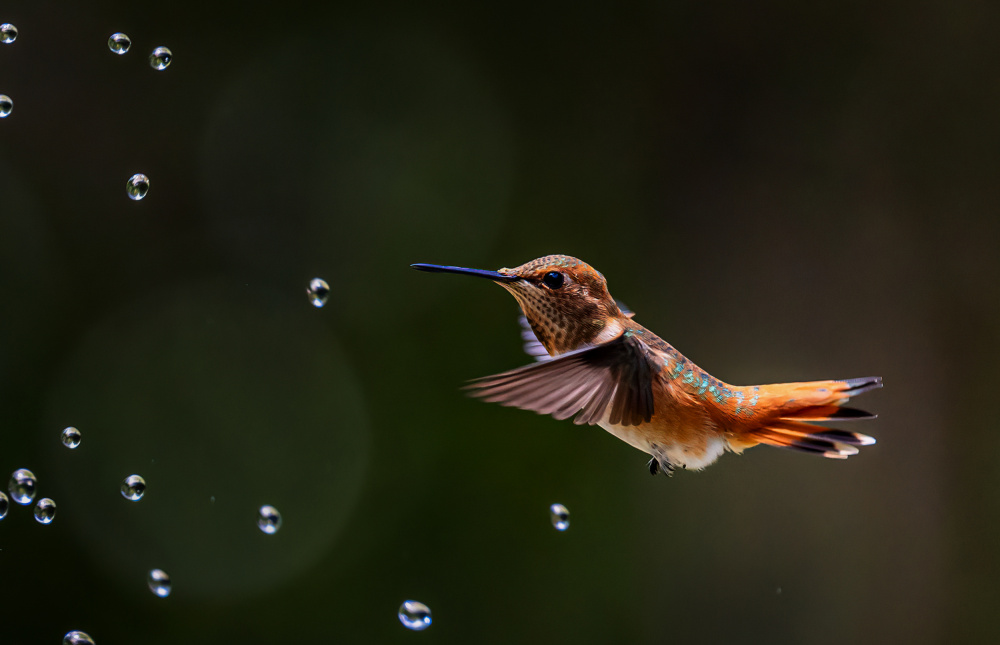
xmin=108 ymin=33 xmax=131 ymax=55
xmin=307 ymin=278 xmax=329 ymax=308
xmin=550 ymin=503 xmax=570 ymax=531
xmin=126 ymin=173 xmax=149 ymax=200
xmin=257 ymin=505 xmax=282 ymax=534
xmin=398 ymin=600 xmax=432 ymax=631
xmin=0 ymin=95 xmax=12 ymax=118
xmin=8 ymin=469 xmax=37 ymax=505
xmin=61 ymin=426 xmax=82 ymax=449
xmin=148 ymin=568 xmax=172 ymax=597
xmin=149 ymin=46 xmax=172 ymax=70
xmin=34 ymin=498 xmax=56 ymax=524
xmin=121 ymin=474 xmax=146 ymax=501
xmin=0 ymin=23 xmax=16 ymax=44
xmin=63 ymin=631 xmax=95 ymax=645
xmin=0 ymin=491 xmax=8 ymax=520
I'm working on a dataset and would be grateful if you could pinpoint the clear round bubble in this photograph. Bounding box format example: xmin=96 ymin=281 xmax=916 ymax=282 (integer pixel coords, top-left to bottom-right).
xmin=257 ymin=505 xmax=282 ymax=534
xmin=8 ymin=468 xmax=37 ymax=505
xmin=126 ymin=173 xmax=149 ymax=200
xmin=0 ymin=23 xmax=16 ymax=44
xmin=61 ymin=426 xmax=82 ymax=449
xmin=121 ymin=474 xmax=146 ymax=501
xmin=63 ymin=631 xmax=96 ymax=645
xmin=398 ymin=600 xmax=432 ymax=631
xmin=34 ymin=498 xmax=57 ymax=524
xmin=149 ymin=46 xmax=172 ymax=70
xmin=550 ymin=503 xmax=570 ymax=531
xmin=307 ymin=278 xmax=329 ymax=308
xmin=0 ymin=94 xmax=12 ymax=118
xmin=108 ymin=32 xmax=131 ymax=55
xmin=148 ymin=568 xmax=172 ymax=597
xmin=0 ymin=491 xmax=8 ymax=520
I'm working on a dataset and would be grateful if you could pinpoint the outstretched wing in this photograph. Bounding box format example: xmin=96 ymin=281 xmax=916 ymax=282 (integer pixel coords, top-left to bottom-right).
xmin=518 ymin=300 xmax=634 ymax=362
xmin=466 ymin=333 xmax=658 ymax=426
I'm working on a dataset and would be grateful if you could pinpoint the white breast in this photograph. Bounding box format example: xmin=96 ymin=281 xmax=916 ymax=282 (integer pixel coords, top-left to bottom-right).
xmin=597 ymin=421 xmax=727 ymax=471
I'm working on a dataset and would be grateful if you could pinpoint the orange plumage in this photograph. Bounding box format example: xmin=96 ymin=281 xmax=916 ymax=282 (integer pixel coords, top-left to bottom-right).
xmin=413 ymin=255 xmax=880 ymax=474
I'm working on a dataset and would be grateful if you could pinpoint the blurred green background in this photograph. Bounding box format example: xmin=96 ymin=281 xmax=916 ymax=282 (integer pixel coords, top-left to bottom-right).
xmin=2 ymin=0 xmax=998 ymax=643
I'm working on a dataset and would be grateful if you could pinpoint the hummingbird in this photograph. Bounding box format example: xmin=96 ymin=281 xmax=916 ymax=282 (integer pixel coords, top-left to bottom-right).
xmin=412 ymin=255 xmax=880 ymax=475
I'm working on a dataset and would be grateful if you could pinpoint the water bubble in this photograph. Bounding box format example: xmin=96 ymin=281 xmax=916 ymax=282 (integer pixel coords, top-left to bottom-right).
xmin=398 ymin=600 xmax=432 ymax=631
xmin=63 ymin=631 xmax=95 ymax=645
xmin=0 ymin=491 xmax=8 ymax=520
xmin=307 ymin=278 xmax=330 ymax=308
xmin=121 ymin=474 xmax=146 ymax=501
xmin=126 ymin=173 xmax=149 ymax=200
xmin=148 ymin=568 xmax=172 ymax=597
xmin=0 ymin=23 xmax=16 ymax=44
xmin=61 ymin=426 xmax=82 ymax=449
xmin=550 ymin=503 xmax=570 ymax=531
xmin=149 ymin=46 xmax=172 ymax=70
xmin=108 ymin=33 xmax=131 ymax=54
xmin=34 ymin=498 xmax=56 ymax=524
xmin=0 ymin=95 xmax=12 ymax=118
xmin=257 ymin=505 xmax=282 ymax=534
xmin=8 ymin=469 xmax=37 ymax=505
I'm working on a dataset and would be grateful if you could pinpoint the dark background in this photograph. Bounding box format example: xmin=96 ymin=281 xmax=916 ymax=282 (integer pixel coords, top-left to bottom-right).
xmin=2 ymin=1 xmax=999 ymax=643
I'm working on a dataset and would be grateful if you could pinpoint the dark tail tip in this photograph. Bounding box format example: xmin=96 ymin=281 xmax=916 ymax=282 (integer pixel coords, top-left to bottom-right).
xmin=841 ymin=376 xmax=883 ymax=397
xmin=826 ymin=407 xmax=878 ymax=420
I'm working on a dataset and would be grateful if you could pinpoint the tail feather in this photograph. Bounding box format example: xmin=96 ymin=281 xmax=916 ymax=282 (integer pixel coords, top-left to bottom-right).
xmin=750 ymin=424 xmax=860 ymax=459
xmin=781 ymin=405 xmax=877 ymax=422
xmin=746 ymin=373 xmax=881 ymax=459
xmin=840 ymin=376 xmax=883 ymax=398
xmin=811 ymin=428 xmax=877 ymax=446
xmin=767 ymin=419 xmax=876 ymax=447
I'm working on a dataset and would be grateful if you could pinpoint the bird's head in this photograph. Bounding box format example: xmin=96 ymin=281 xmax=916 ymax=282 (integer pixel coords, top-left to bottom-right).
xmin=412 ymin=255 xmax=626 ymax=355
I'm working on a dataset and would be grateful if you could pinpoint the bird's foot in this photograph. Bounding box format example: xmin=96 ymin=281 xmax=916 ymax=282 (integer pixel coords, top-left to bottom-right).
xmin=648 ymin=444 xmax=675 ymax=477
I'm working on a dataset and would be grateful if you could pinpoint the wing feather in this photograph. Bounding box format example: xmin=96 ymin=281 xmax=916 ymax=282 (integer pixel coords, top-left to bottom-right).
xmin=574 ymin=381 xmax=618 ymax=425
xmin=466 ymin=333 xmax=658 ymax=426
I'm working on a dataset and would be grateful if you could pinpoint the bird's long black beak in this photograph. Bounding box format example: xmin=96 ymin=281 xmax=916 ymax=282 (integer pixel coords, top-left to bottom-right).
xmin=411 ymin=263 xmax=519 ymax=282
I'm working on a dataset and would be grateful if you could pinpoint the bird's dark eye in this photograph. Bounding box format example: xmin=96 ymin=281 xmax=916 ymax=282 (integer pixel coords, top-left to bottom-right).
xmin=542 ymin=271 xmax=564 ymax=289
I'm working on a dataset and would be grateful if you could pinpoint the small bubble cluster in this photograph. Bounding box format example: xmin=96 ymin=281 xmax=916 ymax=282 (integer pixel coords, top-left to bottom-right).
xmin=0 ymin=23 xmax=16 ymax=44
xmin=149 ymin=46 xmax=172 ymax=70
xmin=61 ymin=426 xmax=82 ymax=449
xmin=34 ymin=498 xmax=56 ymax=524
xmin=398 ymin=600 xmax=432 ymax=631
xmin=8 ymin=468 xmax=37 ymax=505
xmin=121 ymin=474 xmax=146 ymax=501
xmin=257 ymin=505 xmax=282 ymax=534
xmin=108 ymin=32 xmax=131 ymax=54
xmin=550 ymin=503 xmax=570 ymax=531
xmin=307 ymin=278 xmax=330 ymax=308
xmin=148 ymin=568 xmax=172 ymax=597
